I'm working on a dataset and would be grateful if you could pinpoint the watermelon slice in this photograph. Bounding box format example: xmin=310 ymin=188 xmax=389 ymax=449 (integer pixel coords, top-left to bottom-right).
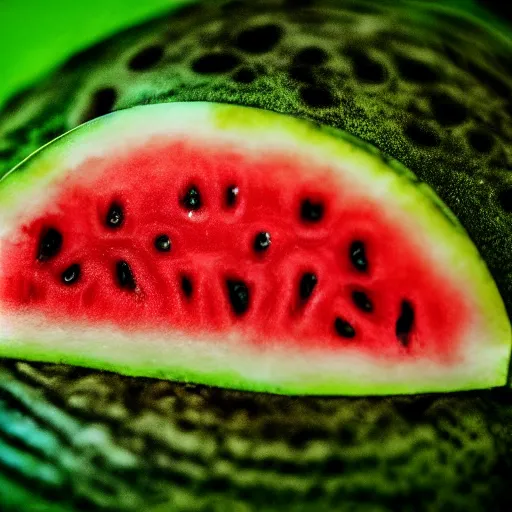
xmin=0 ymin=102 xmax=510 ymax=396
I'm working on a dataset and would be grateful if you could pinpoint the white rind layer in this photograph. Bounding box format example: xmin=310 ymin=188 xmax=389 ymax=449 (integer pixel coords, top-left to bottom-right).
xmin=0 ymin=311 xmax=509 ymax=395
xmin=0 ymin=102 xmax=510 ymax=395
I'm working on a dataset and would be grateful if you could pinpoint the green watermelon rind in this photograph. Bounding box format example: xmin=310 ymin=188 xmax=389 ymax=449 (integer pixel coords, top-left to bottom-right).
xmin=0 ymin=102 xmax=510 ymax=396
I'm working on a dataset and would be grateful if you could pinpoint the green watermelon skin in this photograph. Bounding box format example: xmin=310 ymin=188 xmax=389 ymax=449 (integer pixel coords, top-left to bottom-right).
xmin=1 ymin=0 xmax=512 ymax=510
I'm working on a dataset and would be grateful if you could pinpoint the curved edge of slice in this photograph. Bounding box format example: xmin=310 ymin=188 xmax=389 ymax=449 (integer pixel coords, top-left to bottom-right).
xmin=0 ymin=101 xmax=510 ymax=396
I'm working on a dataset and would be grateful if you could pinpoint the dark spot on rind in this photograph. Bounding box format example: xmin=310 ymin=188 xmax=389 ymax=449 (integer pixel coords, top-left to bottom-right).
xmin=61 ymin=264 xmax=81 ymax=286
xmin=301 ymin=199 xmax=324 ymax=222
xmin=324 ymin=457 xmax=346 ymax=475
xmin=349 ymin=241 xmax=368 ymax=272
xmin=81 ymin=87 xmax=117 ymax=123
xmin=289 ymin=65 xmax=317 ymax=85
xmin=254 ymin=232 xmax=271 ymax=252
xmin=467 ymin=60 xmax=511 ymax=98
xmin=1 ymin=88 xmax=30 ymax=114
xmin=396 ymin=300 xmax=415 ymax=346
xmin=233 ymin=68 xmax=256 ymax=83
xmin=505 ymin=102 xmax=512 ymax=119
xmin=181 ymin=275 xmax=193 ymax=298
xmin=0 ymin=147 xmax=16 ymax=160
xmin=128 ymin=45 xmax=164 ymax=71
xmin=63 ymin=43 xmax=100 ymax=71
xmin=349 ymin=50 xmax=387 ymax=84
xmin=468 ymin=129 xmax=494 ymax=153
xmin=405 ymin=122 xmax=440 ymax=147
xmin=192 ymin=53 xmax=240 ymax=74
xmin=300 ymin=86 xmax=336 ymax=109
xmin=116 ymin=261 xmax=136 ymax=290
xmin=299 ymin=273 xmax=317 ymax=301
xmin=155 ymin=235 xmax=171 ymax=252
xmin=106 ymin=203 xmax=124 ymax=228
xmin=226 ymin=280 xmax=250 ymax=315
xmin=346 ymin=1 xmax=381 ymax=13
xmin=226 ymin=185 xmax=239 ymax=207
xmin=37 ymin=228 xmax=63 ymax=262
xmin=498 ymin=188 xmax=512 ymax=212
xmin=334 ymin=317 xmax=356 ymax=338
xmin=221 ymin=0 xmax=244 ymax=11
xmin=285 ymin=0 xmax=314 ymax=6
xmin=174 ymin=2 xmax=201 ymax=17
xmin=442 ymin=44 xmax=464 ymax=68
xmin=41 ymin=125 xmax=64 ymax=143
xmin=235 ymin=24 xmax=283 ymax=54
xmin=352 ymin=290 xmax=373 ymax=313
xmin=294 ymin=47 xmax=328 ymax=66
xmin=182 ymin=186 xmax=201 ymax=210
xmin=395 ymin=55 xmax=439 ymax=83
xmin=430 ymin=93 xmax=468 ymax=126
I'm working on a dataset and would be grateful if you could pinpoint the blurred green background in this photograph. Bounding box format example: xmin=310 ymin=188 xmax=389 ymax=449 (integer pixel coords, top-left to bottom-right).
xmin=0 ymin=0 xmax=189 ymax=108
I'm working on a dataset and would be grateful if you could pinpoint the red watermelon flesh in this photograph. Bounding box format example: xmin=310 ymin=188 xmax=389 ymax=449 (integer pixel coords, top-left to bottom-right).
xmin=0 ymin=102 xmax=509 ymax=395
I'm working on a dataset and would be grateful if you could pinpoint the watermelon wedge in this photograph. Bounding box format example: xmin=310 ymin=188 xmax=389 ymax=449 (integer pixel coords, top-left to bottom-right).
xmin=0 ymin=102 xmax=509 ymax=396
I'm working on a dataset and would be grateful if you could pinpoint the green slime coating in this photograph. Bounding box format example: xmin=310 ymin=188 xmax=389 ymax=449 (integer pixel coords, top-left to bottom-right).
xmin=1 ymin=0 xmax=512 ymax=510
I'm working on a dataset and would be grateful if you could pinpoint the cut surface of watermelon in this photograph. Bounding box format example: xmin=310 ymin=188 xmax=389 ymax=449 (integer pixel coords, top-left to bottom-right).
xmin=0 ymin=102 xmax=510 ymax=395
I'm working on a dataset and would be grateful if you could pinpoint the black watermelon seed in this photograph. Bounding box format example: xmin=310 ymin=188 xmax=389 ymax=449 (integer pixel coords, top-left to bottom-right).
xmin=37 ymin=228 xmax=63 ymax=262
xmin=235 ymin=24 xmax=283 ymax=54
xmin=116 ymin=260 xmax=136 ymax=290
xmin=352 ymin=290 xmax=373 ymax=313
xmin=81 ymin=87 xmax=117 ymax=123
xmin=155 ymin=235 xmax=171 ymax=252
xmin=106 ymin=203 xmax=124 ymax=228
xmin=226 ymin=280 xmax=250 ymax=315
xmin=192 ymin=53 xmax=240 ymax=74
xmin=299 ymin=273 xmax=318 ymax=301
xmin=128 ymin=45 xmax=164 ymax=71
xmin=349 ymin=241 xmax=368 ymax=272
xmin=254 ymin=232 xmax=271 ymax=252
xmin=182 ymin=186 xmax=202 ymax=210
xmin=61 ymin=264 xmax=81 ymax=285
xmin=301 ymin=198 xmax=324 ymax=222
xmin=334 ymin=317 xmax=356 ymax=338
xmin=226 ymin=185 xmax=239 ymax=207
xmin=181 ymin=275 xmax=193 ymax=298
xmin=396 ymin=300 xmax=415 ymax=347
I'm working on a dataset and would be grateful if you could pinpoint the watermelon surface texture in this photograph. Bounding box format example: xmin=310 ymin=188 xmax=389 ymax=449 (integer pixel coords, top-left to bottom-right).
xmin=1 ymin=0 xmax=512 ymax=510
